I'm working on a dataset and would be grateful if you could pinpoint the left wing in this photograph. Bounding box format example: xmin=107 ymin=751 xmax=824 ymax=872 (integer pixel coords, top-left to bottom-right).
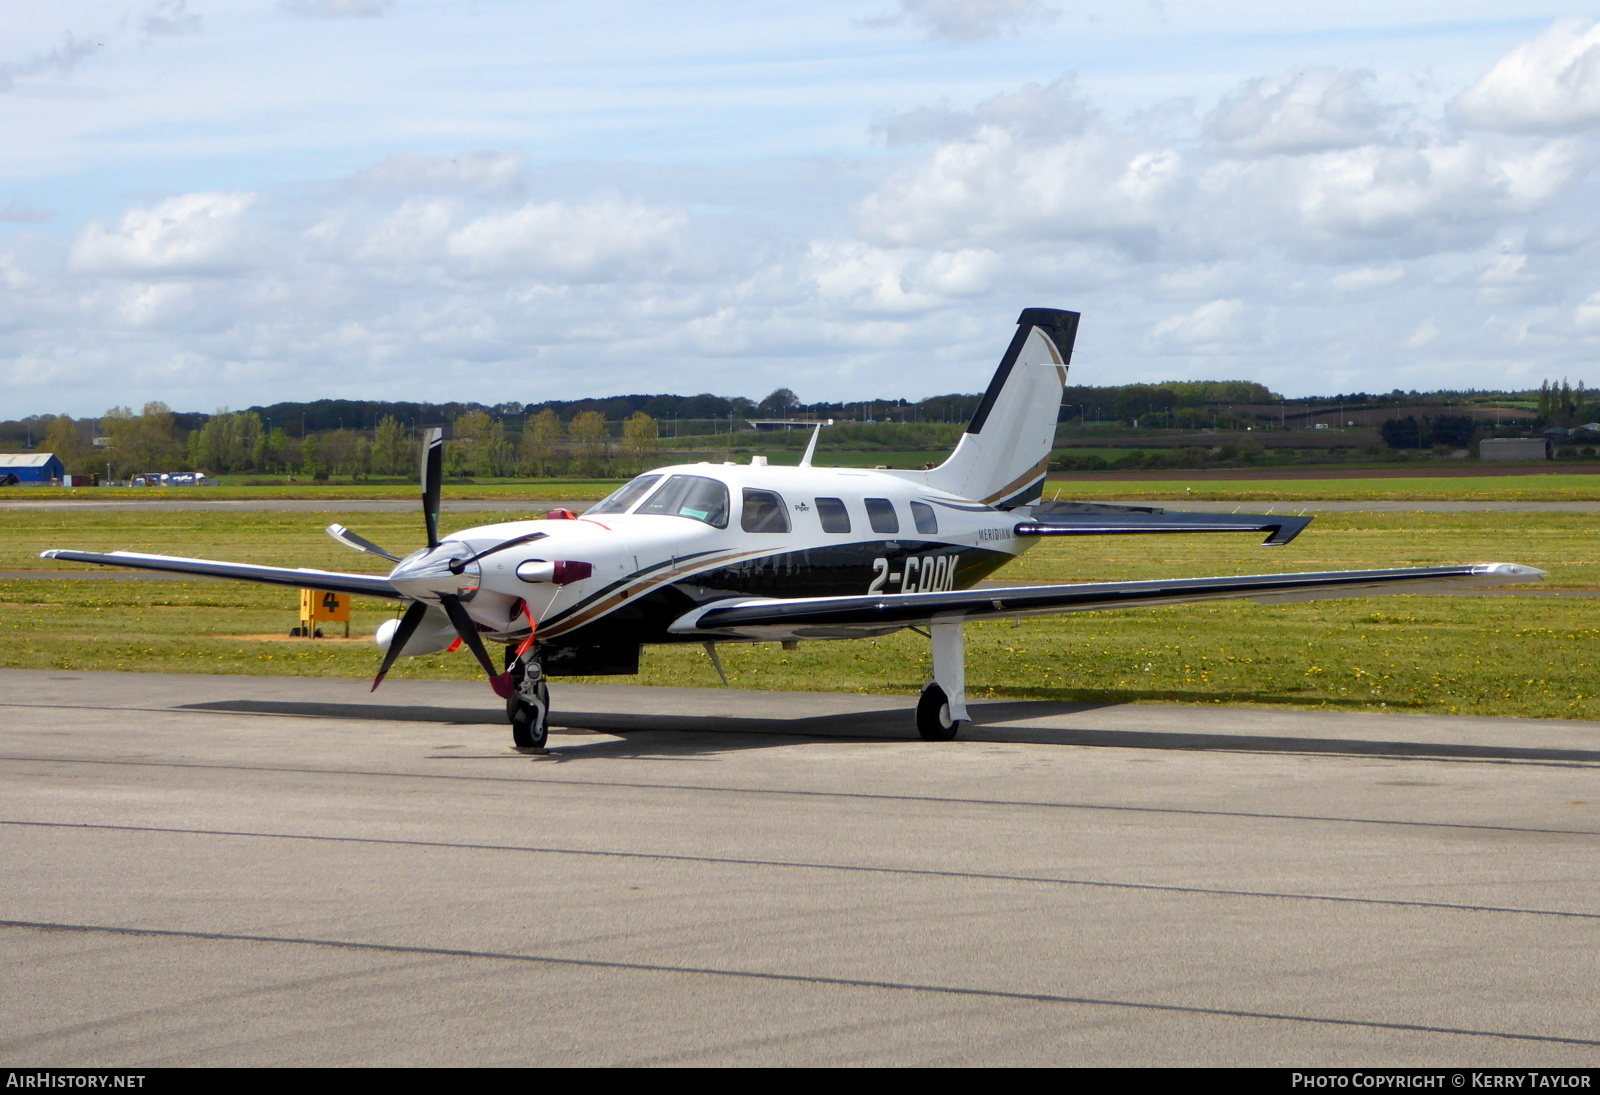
xmin=671 ymin=563 xmax=1545 ymax=640
xmin=40 ymin=550 xmax=402 ymax=600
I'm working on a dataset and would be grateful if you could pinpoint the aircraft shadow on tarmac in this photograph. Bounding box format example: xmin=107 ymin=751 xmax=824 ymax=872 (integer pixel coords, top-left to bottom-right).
xmin=178 ymin=698 xmax=1600 ymax=768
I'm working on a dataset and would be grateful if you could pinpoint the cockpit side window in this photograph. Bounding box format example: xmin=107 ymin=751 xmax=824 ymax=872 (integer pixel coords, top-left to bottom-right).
xmin=864 ymin=497 xmax=899 ymax=534
xmin=815 ymin=497 xmax=850 ymax=534
xmin=637 ymin=475 xmax=731 ymax=528
xmin=586 ymin=474 xmax=662 ymax=515
xmin=741 ymin=489 xmax=791 ymax=533
xmin=911 ymin=501 xmax=938 ymax=535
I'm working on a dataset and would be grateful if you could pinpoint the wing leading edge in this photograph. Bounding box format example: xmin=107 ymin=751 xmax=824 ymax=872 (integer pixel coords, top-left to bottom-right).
xmin=671 ymin=563 xmax=1546 ymax=639
xmin=40 ymin=550 xmax=402 ymax=600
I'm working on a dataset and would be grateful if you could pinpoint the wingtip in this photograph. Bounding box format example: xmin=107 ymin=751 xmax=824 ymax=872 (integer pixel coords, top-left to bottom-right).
xmin=39 ymin=550 xmax=59 ymax=559
xmin=1478 ymin=563 xmax=1547 ymax=582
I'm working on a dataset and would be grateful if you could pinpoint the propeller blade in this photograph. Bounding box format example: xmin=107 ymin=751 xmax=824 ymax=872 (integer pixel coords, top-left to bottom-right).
xmin=448 ymin=531 xmax=548 ymax=574
xmin=371 ymin=600 xmax=430 ymax=691
xmin=439 ymin=592 xmax=515 ymax=699
xmin=326 ymin=524 xmax=402 ymax=563
xmin=421 ymin=427 xmax=443 ymax=550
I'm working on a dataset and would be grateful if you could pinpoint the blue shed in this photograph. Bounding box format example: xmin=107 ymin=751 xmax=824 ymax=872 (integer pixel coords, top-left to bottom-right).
xmin=0 ymin=453 xmax=66 ymax=484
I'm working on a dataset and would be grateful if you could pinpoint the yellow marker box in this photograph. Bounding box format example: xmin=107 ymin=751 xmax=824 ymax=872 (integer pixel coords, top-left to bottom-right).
xmin=298 ymin=588 xmax=350 ymax=637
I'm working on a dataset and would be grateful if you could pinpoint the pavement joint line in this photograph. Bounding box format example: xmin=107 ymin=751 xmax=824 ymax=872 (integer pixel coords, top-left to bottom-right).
xmin=4 ymin=753 xmax=1599 ymax=839
xmin=4 ymin=918 xmax=1597 ymax=1049
xmin=6 ymin=817 xmax=1598 ymax=922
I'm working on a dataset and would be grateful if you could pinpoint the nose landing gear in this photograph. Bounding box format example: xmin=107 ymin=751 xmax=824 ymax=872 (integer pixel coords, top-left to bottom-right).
xmin=506 ymin=649 xmax=550 ymax=750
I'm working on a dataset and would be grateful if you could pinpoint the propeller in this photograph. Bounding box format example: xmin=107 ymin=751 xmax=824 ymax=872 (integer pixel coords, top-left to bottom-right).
xmin=367 ymin=426 xmax=519 ymax=699
xmin=371 ymin=600 xmax=430 ymax=691
xmin=326 ymin=523 xmax=401 ymax=563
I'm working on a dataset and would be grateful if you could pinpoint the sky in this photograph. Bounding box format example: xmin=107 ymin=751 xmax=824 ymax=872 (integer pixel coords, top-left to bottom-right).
xmin=4 ymin=1 xmax=1600 ymax=417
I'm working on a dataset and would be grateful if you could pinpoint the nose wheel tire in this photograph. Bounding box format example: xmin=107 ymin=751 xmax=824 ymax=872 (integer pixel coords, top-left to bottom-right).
xmin=510 ymin=680 xmax=550 ymax=749
xmin=505 ymin=650 xmax=550 ymax=749
xmin=916 ymin=682 xmax=965 ymax=742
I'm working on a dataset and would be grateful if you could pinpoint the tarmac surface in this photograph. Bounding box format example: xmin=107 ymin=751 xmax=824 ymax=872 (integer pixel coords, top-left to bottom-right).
xmin=2 ymin=669 xmax=1599 ymax=1066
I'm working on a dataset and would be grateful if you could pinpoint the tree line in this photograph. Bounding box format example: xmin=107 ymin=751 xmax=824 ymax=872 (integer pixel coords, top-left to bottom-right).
xmin=11 ymin=376 xmax=1597 ymax=477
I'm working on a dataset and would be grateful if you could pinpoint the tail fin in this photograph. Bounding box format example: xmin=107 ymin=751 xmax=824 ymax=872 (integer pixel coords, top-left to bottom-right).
xmin=917 ymin=307 xmax=1077 ymax=509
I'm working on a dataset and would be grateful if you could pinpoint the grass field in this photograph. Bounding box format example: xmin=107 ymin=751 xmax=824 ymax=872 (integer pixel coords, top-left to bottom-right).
xmin=3 ymin=506 xmax=1596 ymax=720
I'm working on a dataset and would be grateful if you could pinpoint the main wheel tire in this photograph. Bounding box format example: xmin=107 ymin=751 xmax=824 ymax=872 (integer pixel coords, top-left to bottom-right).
xmin=510 ymin=681 xmax=550 ymax=749
xmin=916 ymin=682 xmax=965 ymax=742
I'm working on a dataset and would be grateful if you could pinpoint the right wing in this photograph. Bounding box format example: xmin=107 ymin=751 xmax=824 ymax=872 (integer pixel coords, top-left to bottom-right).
xmin=40 ymin=550 xmax=402 ymax=600
xmin=670 ymin=563 xmax=1546 ymax=640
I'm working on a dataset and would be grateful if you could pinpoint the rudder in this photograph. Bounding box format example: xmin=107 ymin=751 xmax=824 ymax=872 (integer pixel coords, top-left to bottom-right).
xmin=919 ymin=307 xmax=1078 ymax=508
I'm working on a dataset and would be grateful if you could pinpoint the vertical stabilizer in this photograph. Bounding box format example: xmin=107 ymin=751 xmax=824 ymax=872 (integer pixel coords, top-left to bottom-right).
xmin=916 ymin=308 xmax=1077 ymax=508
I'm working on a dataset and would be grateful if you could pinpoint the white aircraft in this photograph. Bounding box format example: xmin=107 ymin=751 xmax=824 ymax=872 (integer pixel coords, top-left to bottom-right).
xmin=45 ymin=308 xmax=1545 ymax=748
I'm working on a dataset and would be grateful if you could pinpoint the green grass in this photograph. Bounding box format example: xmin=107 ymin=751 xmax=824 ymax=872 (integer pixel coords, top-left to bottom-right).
xmin=0 ymin=580 xmax=1593 ymax=720
xmin=3 ymin=508 xmax=1596 ymax=719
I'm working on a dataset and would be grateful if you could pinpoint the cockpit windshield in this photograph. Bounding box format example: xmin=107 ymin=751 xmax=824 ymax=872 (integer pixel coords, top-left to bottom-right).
xmin=586 ymin=474 xmax=662 ymax=516
xmin=636 ymin=474 xmax=730 ymax=528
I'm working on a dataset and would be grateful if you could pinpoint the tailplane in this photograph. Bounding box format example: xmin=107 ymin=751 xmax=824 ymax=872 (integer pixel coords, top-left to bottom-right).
xmin=910 ymin=307 xmax=1077 ymax=508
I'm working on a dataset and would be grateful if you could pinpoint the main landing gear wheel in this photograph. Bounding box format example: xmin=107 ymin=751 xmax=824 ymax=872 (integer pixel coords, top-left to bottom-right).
xmin=916 ymin=682 xmax=966 ymax=742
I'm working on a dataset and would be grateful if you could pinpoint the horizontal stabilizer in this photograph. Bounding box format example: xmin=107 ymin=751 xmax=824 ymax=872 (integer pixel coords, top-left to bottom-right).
xmin=40 ymin=550 xmax=402 ymax=600
xmin=1016 ymin=509 xmax=1313 ymax=546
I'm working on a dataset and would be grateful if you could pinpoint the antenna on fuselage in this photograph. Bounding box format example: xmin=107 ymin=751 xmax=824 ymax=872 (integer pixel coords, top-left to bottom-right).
xmin=798 ymin=420 xmax=831 ymax=468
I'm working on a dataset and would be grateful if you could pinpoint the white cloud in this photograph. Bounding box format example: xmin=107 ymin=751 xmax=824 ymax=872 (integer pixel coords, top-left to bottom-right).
xmin=859 ymin=127 xmax=1186 ymax=256
xmin=0 ymin=201 xmax=54 ymax=223
xmin=803 ymin=241 xmax=999 ymax=313
xmin=1575 ymin=290 xmax=1600 ymax=331
xmin=1452 ymin=18 xmax=1600 ymax=134
xmin=0 ymin=34 xmax=102 ymax=94
xmin=445 ymin=199 xmax=687 ymax=281
xmin=349 ymin=152 xmax=528 ymax=197
xmin=1403 ymin=320 xmax=1440 ymax=348
xmin=142 ymin=1 xmax=202 ymax=37
xmin=1281 ymin=139 xmax=1591 ymax=251
xmin=1149 ymin=299 xmax=1253 ymax=352
xmin=863 ymin=0 xmax=1056 ymax=43
xmin=279 ymin=0 xmax=392 ymax=17
xmin=871 ymin=76 xmax=1095 ymax=146
xmin=1330 ymin=266 xmax=1404 ymax=293
xmin=1204 ymin=69 xmax=1391 ymax=157
xmin=69 ymin=192 xmax=259 ymax=276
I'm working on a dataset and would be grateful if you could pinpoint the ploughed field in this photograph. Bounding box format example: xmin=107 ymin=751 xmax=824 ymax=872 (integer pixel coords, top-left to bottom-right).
xmin=1 ymin=506 xmax=1596 ymax=721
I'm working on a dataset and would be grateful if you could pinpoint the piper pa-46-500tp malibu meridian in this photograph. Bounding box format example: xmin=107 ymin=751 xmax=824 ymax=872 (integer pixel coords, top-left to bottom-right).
xmin=45 ymin=308 xmax=1546 ymax=748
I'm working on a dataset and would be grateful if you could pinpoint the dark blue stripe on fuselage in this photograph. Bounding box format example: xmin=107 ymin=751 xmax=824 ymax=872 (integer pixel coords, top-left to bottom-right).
xmin=561 ymin=541 xmax=1015 ymax=647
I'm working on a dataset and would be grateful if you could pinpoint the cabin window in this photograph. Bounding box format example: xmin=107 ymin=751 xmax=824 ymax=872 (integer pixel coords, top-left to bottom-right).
xmin=637 ymin=475 xmax=730 ymax=528
xmin=586 ymin=474 xmax=662 ymax=515
xmin=741 ymin=489 xmax=791 ymax=533
xmin=815 ymin=497 xmax=851 ymax=534
xmin=911 ymin=501 xmax=938 ymax=535
xmin=864 ymin=497 xmax=899 ymax=534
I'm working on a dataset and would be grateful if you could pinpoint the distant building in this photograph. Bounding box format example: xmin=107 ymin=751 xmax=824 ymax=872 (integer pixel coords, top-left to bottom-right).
xmin=0 ymin=453 xmax=66 ymax=484
xmin=1480 ymin=438 xmax=1551 ymax=461
xmin=747 ymin=418 xmax=833 ymax=432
